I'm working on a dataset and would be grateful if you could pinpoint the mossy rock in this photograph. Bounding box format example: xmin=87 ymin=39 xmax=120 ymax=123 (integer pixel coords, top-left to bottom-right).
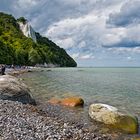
xmin=113 ymin=114 xmax=138 ymax=134
xmin=89 ymin=103 xmax=138 ymax=134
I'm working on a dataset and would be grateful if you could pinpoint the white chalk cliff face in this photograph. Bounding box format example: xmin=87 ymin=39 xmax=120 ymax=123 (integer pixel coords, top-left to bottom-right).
xmin=18 ymin=21 xmax=37 ymax=42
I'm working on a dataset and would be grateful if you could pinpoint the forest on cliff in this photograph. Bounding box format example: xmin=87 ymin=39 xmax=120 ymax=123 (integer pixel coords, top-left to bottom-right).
xmin=0 ymin=12 xmax=77 ymax=67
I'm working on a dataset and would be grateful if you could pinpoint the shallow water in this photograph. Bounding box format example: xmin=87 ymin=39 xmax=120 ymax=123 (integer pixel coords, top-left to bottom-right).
xmin=21 ymin=67 xmax=140 ymax=139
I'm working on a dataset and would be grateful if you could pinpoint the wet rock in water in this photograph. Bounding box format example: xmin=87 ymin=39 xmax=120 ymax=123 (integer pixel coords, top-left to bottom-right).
xmin=48 ymin=98 xmax=61 ymax=104
xmin=48 ymin=97 xmax=84 ymax=107
xmin=0 ymin=75 xmax=36 ymax=105
xmin=61 ymin=97 xmax=84 ymax=107
xmin=89 ymin=103 xmax=138 ymax=134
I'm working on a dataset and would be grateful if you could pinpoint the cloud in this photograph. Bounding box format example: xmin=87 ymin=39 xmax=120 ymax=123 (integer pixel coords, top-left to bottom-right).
xmin=55 ymin=37 xmax=74 ymax=49
xmin=107 ymin=47 xmax=140 ymax=54
xmin=103 ymin=39 xmax=140 ymax=48
xmin=71 ymin=53 xmax=95 ymax=60
xmin=46 ymin=12 xmax=107 ymax=55
xmin=107 ymin=0 xmax=140 ymax=27
xmin=103 ymin=24 xmax=140 ymax=48
xmin=0 ymin=0 xmax=140 ymax=66
xmin=80 ymin=54 xmax=95 ymax=59
xmin=127 ymin=56 xmax=132 ymax=61
xmin=71 ymin=53 xmax=80 ymax=59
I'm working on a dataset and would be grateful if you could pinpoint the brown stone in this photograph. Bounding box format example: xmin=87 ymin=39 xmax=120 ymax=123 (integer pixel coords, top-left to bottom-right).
xmin=48 ymin=98 xmax=61 ymax=104
xmin=60 ymin=97 xmax=84 ymax=107
xmin=48 ymin=97 xmax=84 ymax=107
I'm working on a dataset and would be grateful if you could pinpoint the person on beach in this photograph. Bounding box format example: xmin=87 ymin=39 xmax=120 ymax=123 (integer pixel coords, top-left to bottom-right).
xmin=0 ymin=65 xmax=1 ymax=74
xmin=1 ymin=65 xmax=6 ymax=75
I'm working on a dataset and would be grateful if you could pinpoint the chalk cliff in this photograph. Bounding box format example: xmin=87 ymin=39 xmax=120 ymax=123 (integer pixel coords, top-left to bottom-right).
xmin=18 ymin=21 xmax=37 ymax=42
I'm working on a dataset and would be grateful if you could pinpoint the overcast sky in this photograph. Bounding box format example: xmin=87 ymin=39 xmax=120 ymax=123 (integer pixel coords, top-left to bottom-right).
xmin=0 ymin=0 xmax=140 ymax=67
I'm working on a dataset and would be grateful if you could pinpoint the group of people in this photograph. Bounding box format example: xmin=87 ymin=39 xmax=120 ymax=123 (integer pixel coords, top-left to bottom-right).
xmin=0 ymin=65 xmax=6 ymax=75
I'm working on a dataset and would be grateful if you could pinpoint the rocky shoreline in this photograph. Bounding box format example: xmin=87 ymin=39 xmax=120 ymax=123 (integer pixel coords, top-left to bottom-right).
xmin=0 ymin=100 xmax=112 ymax=140
xmin=0 ymin=72 xmax=139 ymax=140
xmin=0 ymin=73 xmax=112 ymax=140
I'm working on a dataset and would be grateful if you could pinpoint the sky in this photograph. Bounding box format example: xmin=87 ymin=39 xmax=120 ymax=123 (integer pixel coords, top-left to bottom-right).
xmin=0 ymin=0 xmax=140 ymax=67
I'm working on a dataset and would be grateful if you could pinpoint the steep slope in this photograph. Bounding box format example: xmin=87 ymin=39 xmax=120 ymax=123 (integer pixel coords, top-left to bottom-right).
xmin=0 ymin=12 xmax=77 ymax=67
xmin=35 ymin=32 xmax=77 ymax=67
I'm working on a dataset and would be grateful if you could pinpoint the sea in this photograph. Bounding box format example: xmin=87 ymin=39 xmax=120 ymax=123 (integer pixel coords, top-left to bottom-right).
xmin=21 ymin=67 xmax=140 ymax=138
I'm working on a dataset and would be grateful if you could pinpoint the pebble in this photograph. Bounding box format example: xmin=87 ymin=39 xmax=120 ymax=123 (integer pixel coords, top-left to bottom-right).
xmin=0 ymin=100 xmax=113 ymax=140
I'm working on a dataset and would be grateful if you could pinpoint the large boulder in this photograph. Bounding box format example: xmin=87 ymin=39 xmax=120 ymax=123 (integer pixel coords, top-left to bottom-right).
xmin=89 ymin=103 xmax=138 ymax=134
xmin=0 ymin=75 xmax=36 ymax=105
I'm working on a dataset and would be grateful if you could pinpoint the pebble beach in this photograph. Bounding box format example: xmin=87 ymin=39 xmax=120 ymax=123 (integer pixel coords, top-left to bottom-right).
xmin=0 ymin=100 xmax=112 ymax=140
xmin=0 ymin=69 xmax=139 ymax=140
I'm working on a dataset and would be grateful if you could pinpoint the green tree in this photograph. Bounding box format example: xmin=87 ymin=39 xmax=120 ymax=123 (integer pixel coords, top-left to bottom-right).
xmin=15 ymin=48 xmax=28 ymax=65
xmin=28 ymin=48 xmax=41 ymax=65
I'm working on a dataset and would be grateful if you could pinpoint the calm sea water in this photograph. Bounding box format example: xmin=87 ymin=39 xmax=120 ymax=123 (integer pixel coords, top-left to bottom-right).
xmin=21 ymin=67 xmax=140 ymax=138
xmin=22 ymin=67 xmax=140 ymax=117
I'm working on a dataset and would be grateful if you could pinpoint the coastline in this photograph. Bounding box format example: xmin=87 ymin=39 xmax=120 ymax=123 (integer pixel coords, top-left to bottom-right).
xmin=0 ymin=69 xmax=113 ymax=140
xmin=0 ymin=69 xmax=139 ymax=140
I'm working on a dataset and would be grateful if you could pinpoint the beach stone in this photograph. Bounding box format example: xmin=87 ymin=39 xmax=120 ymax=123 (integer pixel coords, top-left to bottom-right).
xmin=48 ymin=97 xmax=84 ymax=107
xmin=0 ymin=75 xmax=36 ymax=105
xmin=48 ymin=98 xmax=61 ymax=104
xmin=89 ymin=103 xmax=138 ymax=134
xmin=60 ymin=97 xmax=84 ymax=107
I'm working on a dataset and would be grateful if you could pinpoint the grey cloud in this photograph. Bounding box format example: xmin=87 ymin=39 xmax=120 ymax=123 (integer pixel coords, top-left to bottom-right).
xmin=3 ymin=0 xmax=122 ymax=31
xmin=107 ymin=0 xmax=140 ymax=27
xmin=103 ymin=39 xmax=140 ymax=48
xmin=45 ymin=14 xmax=103 ymax=57
xmin=103 ymin=24 xmax=140 ymax=48
xmin=0 ymin=0 xmax=123 ymax=32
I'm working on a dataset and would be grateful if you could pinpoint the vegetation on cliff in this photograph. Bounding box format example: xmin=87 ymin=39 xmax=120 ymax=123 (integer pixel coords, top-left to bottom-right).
xmin=0 ymin=12 xmax=77 ymax=67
